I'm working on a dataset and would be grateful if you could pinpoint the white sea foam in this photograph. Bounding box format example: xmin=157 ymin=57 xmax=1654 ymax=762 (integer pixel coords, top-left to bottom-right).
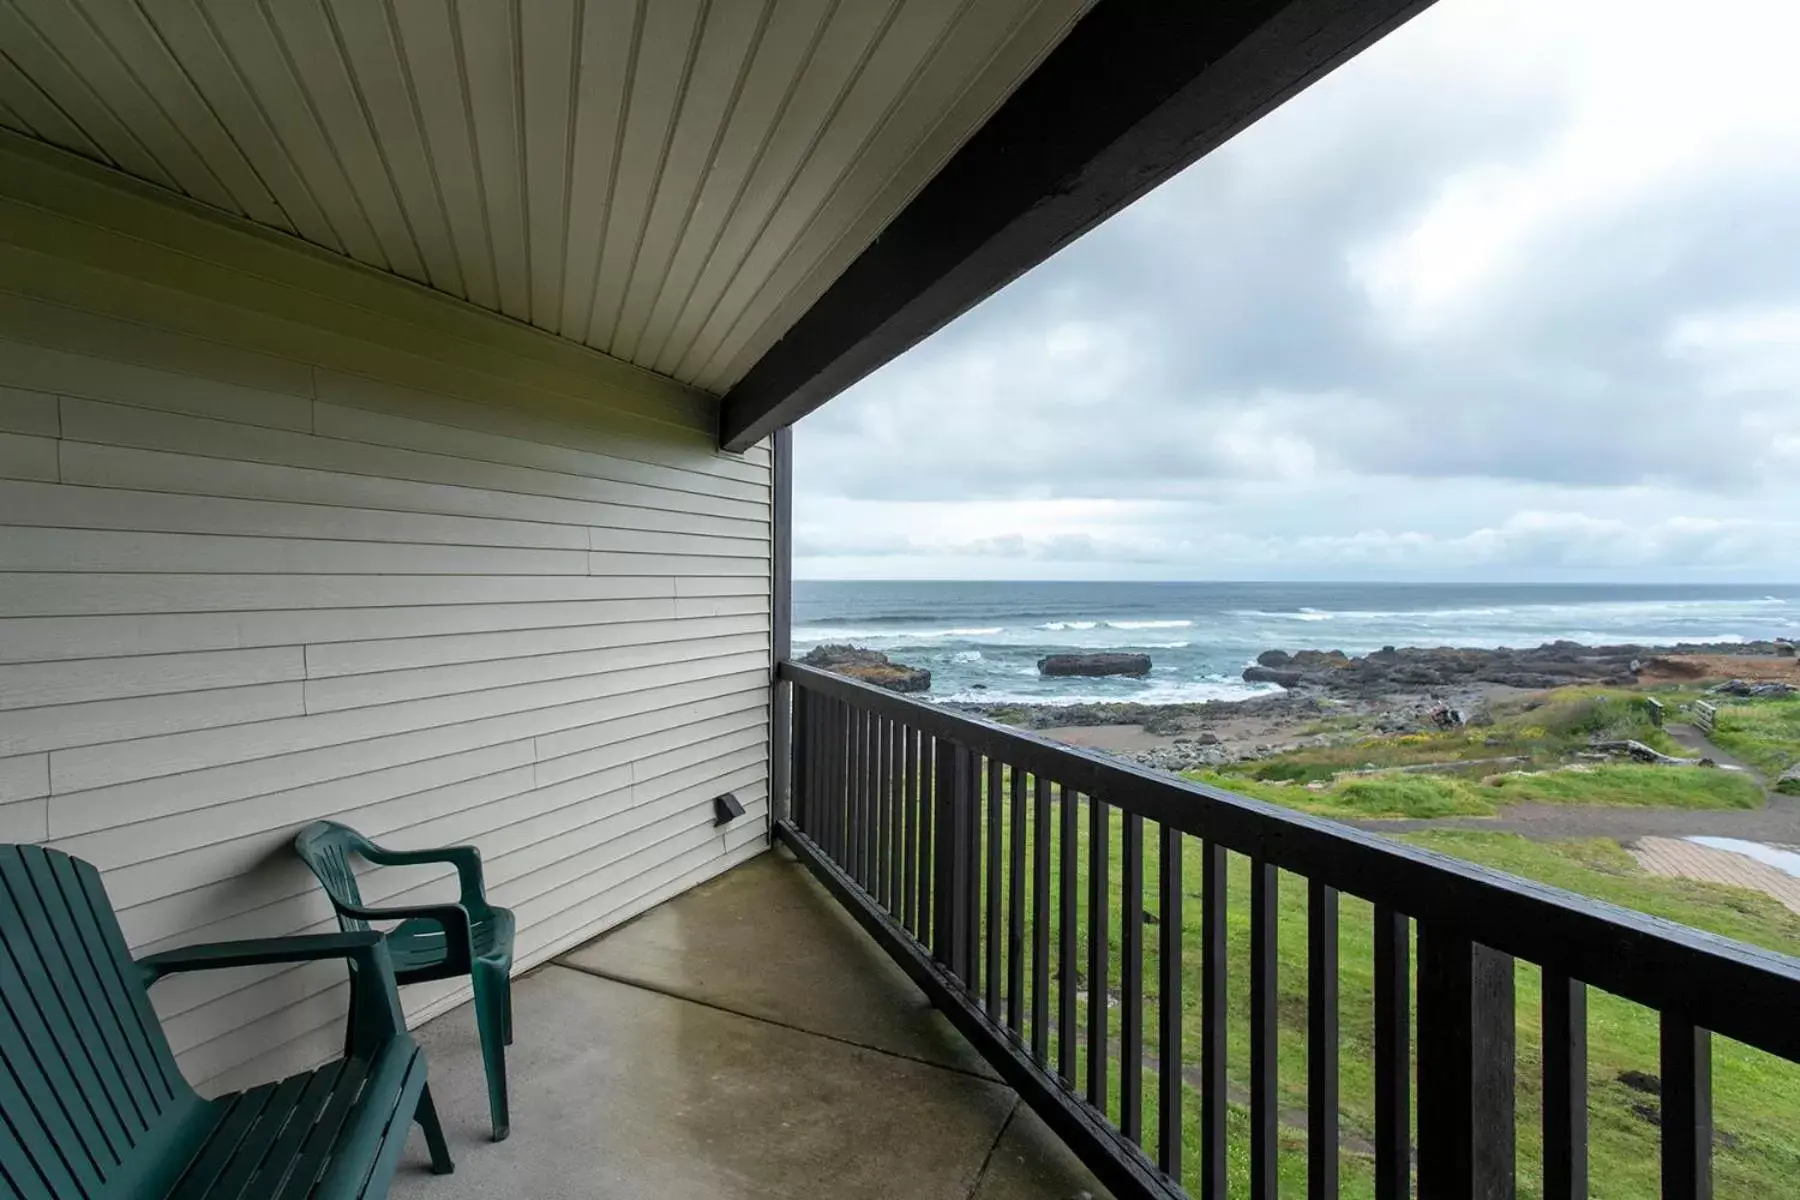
xmin=952 ymin=650 xmax=984 ymax=663
xmin=1105 ymin=619 xmax=1193 ymax=630
xmin=791 ymin=625 xmax=1003 ymax=644
xmin=1041 ymin=620 xmax=1099 ymax=631
xmin=938 ymin=678 xmax=1279 ymax=707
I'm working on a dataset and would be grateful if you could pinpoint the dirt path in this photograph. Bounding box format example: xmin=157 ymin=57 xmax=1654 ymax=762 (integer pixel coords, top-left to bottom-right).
xmin=1663 ymin=721 xmax=1767 ymax=782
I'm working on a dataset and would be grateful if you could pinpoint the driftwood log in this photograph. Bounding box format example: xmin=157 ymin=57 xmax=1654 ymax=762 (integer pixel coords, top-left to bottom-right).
xmin=1590 ymin=739 xmax=1713 ymax=767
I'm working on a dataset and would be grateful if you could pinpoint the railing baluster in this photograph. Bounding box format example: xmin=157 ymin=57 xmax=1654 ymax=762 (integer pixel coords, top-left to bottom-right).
xmin=936 ymin=737 xmax=964 ymax=971
xmin=845 ymin=704 xmax=861 ymax=879
xmin=1200 ymin=841 xmax=1227 ymax=1200
xmin=1121 ymin=812 xmax=1144 ymax=1142
xmin=901 ymin=725 xmax=918 ymax=933
xmin=985 ymin=757 xmax=1004 ymax=1015
xmin=883 ymin=716 xmax=897 ymax=910
xmin=1374 ymin=905 xmax=1411 ymax=1200
xmin=1309 ymin=880 xmax=1340 ymax=1199
xmin=1007 ymin=765 xmax=1027 ymax=1035
xmin=1661 ymin=1014 xmax=1712 ymax=1200
xmin=870 ymin=713 xmax=885 ymax=902
xmin=1087 ymin=796 xmax=1111 ymax=1112
xmin=1031 ymin=775 xmax=1051 ymax=1064
xmin=791 ymin=687 xmax=809 ymax=833
xmin=791 ymin=688 xmax=805 ymax=835
xmin=1544 ymin=972 xmax=1588 ymax=1200
xmin=1057 ymin=786 xmax=1079 ymax=1085
xmin=808 ymin=690 xmax=822 ymax=839
xmin=1251 ymin=859 xmax=1279 ymax=1200
xmin=1416 ymin=929 xmax=1515 ymax=1200
xmin=917 ymin=733 xmax=934 ymax=944
xmin=864 ymin=708 xmax=878 ymax=888
xmin=1157 ymin=823 xmax=1183 ymax=1179
xmin=962 ymin=746 xmax=982 ymax=985
xmin=826 ymin=698 xmax=842 ymax=863
xmin=889 ymin=718 xmax=903 ymax=917
xmin=879 ymin=715 xmax=893 ymax=906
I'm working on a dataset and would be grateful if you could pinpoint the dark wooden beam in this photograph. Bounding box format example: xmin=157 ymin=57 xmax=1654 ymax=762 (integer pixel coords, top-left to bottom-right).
xmin=767 ymin=424 xmax=792 ymax=841
xmin=719 ymin=0 xmax=1437 ymax=451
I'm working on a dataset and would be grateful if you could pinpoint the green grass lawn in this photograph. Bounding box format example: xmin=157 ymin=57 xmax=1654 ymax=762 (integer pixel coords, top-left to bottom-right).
xmin=1482 ymin=763 xmax=1765 ymax=809
xmin=1707 ymin=697 xmax=1800 ymax=793
xmin=934 ymin=792 xmax=1800 ymax=1198
xmin=1187 ymin=687 xmax=1767 ymax=818
xmin=1182 ymin=762 xmax=1760 ymax=821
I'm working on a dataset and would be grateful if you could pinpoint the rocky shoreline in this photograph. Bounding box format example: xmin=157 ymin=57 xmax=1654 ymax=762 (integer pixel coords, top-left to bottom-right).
xmin=950 ymin=639 xmax=1795 ymax=773
xmin=796 ymin=636 xmax=1794 ymax=773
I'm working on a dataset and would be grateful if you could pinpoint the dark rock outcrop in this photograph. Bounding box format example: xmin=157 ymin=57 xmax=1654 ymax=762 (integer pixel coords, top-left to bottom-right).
xmin=1238 ymin=639 xmax=1775 ymax=698
xmin=1709 ymin=679 xmax=1797 ymax=698
xmin=801 ymin=644 xmax=930 ymax=693
xmin=1038 ymin=652 xmax=1152 ymax=678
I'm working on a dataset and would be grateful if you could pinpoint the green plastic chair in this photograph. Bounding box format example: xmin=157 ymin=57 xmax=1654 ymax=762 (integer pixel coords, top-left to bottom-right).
xmin=0 ymin=843 xmax=452 ymax=1197
xmin=294 ymin=821 xmax=516 ymax=1142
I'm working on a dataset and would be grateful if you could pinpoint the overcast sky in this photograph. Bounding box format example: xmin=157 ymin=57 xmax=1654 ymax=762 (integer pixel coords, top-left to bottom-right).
xmin=793 ymin=0 xmax=1800 ymax=583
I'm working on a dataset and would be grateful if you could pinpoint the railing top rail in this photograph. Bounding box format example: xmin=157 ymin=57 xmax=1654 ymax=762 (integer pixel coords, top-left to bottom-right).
xmin=782 ymin=659 xmax=1800 ymax=1061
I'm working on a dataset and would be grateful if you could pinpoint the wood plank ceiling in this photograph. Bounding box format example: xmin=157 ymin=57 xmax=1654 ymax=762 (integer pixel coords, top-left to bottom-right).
xmin=0 ymin=0 xmax=1087 ymax=395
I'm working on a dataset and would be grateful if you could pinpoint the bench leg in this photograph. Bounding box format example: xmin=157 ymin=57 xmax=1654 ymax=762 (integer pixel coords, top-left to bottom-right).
xmin=415 ymin=1084 xmax=455 ymax=1175
xmin=473 ymin=966 xmax=510 ymax=1141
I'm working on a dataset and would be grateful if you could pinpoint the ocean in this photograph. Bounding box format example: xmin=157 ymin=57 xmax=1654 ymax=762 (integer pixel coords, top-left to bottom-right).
xmin=792 ymin=581 xmax=1800 ymax=706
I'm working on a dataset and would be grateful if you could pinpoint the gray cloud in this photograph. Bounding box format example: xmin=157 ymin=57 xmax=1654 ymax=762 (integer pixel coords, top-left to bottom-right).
xmin=796 ymin=0 xmax=1800 ymax=579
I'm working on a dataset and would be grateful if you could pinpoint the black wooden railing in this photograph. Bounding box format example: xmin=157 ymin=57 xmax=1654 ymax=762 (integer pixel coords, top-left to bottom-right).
xmin=775 ymin=661 xmax=1800 ymax=1199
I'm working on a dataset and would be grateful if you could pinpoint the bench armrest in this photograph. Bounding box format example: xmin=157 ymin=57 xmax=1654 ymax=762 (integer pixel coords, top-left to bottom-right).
xmin=337 ymin=901 xmax=473 ymax=974
xmin=357 ymin=841 xmax=489 ymax=913
xmin=138 ymin=931 xmax=407 ymax=1051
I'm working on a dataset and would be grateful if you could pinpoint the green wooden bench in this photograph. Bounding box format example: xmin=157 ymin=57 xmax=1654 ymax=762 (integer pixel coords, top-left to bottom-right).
xmin=294 ymin=822 xmax=515 ymax=1141
xmin=0 ymin=844 xmax=452 ymax=1198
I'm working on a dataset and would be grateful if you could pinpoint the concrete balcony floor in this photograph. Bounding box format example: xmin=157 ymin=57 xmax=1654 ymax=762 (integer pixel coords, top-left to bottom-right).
xmin=391 ymin=849 xmax=1111 ymax=1199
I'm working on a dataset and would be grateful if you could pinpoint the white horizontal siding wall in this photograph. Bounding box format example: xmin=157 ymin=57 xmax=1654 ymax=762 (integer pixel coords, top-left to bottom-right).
xmin=0 ymin=149 xmax=773 ymax=1093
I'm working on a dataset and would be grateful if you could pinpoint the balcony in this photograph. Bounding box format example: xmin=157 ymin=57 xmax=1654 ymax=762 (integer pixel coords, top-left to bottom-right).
xmin=395 ymin=661 xmax=1800 ymax=1200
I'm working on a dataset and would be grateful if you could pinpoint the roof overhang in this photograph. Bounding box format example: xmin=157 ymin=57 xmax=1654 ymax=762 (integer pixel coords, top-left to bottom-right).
xmin=0 ymin=0 xmax=1434 ymax=451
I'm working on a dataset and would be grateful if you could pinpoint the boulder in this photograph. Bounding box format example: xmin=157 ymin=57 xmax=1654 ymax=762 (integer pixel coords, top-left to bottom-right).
xmin=1243 ymin=665 xmax=1304 ymax=688
xmin=1710 ymin=679 xmax=1798 ymax=698
xmin=1256 ymin=649 xmax=1293 ymax=668
xmin=800 ymin=644 xmax=931 ymax=693
xmin=1038 ymin=653 xmax=1152 ymax=678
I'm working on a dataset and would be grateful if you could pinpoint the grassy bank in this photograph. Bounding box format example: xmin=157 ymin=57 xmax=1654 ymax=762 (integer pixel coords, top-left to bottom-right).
xmin=960 ymin=797 xmax=1800 ymax=1197
xmin=1185 ymin=688 xmax=1767 ymax=818
xmin=1184 ymin=761 xmax=1762 ymax=820
xmin=1707 ymin=696 xmax=1800 ymax=793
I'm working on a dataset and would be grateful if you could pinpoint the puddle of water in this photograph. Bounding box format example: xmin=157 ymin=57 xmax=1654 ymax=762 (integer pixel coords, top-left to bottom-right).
xmin=1687 ymin=836 xmax=1800 ymax=878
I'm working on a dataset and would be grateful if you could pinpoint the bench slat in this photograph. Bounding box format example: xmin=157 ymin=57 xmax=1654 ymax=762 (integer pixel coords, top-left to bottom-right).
xmin=171 ymin=1082 xmax=280 ymax=1200
xmin=207 ymin=1073 xmax=314 ymax=1200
